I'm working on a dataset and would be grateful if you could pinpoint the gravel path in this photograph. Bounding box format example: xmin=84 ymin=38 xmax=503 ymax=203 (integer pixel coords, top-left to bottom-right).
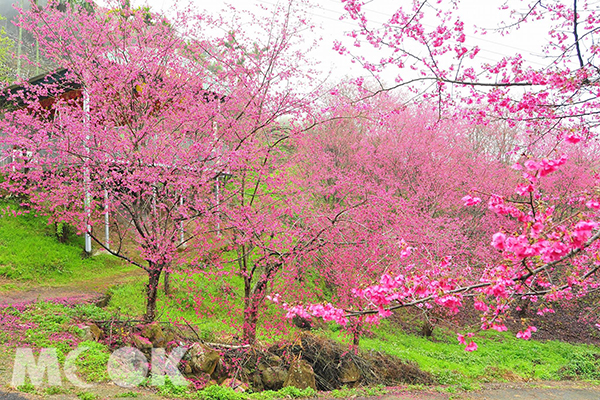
xmin=462 ymin=385 xmax=600 ymax=400
xmin=0 ymin=392 xmax=27 ymax=400
xmin=379 ymin=382 xmax=600 ymax=400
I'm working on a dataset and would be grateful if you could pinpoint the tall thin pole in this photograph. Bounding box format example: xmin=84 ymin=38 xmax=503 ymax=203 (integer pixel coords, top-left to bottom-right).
xmin=215 ymin=176 xmax=220 ymax=236
xmin=34 ymin=0 xmax=40 ymax=75
xmin=179 ymin=196 xmax=185 ymax=246
xmin=35 ymin=40 xmax=39 ymax=75
xmin=83 ymin=87 xmax=92 ymax=255
xmin=16 ymin=0 xmax=23 ymax=77
xmin=104 ymin=188 xmax=110 ymax=249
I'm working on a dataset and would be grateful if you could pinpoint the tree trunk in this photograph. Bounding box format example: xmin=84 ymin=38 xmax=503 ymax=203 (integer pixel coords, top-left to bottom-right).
xmin=352 ymin=317 xmax=363 ymax=346
xmin=243 ymin=301 xmax=258 ymax=345
xmin=421 ymin=321 xmax=434 ymax=338
xmin=242 ymin=263 xmax=280 ymax=345
xmin=145 ymin=266 xmax=162 ymax=322
xmin=55 ymin=221 xmax=69 ymax=243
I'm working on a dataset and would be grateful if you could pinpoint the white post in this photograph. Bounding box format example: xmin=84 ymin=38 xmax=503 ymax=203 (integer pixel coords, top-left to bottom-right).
xmin=215 ymin=176 xmax=220 ymax=236
xmin=104 ymin=188 xmax=110 ymax=249
xmin=16 ymin=0 xmax=23 ymax=77
xmin=83 ymin=88 xmax=92 ymax=255
xmin=152 ymin=185 xmax=157 ymax=214
xmin=179 ymin=196 xmax=185 ymax=246
xmin=34 ymin=0 xmax=39 ymax=75
xmin=213 ymin=101 xmax=221 ymax=236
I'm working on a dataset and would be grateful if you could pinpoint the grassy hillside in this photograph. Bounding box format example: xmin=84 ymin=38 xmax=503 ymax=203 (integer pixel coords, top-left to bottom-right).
xmin=106 ymin=274 xmax=600 ymax=386
xmin=356 ymin=323 xmax=600 ymax=386
xmin=1 ymin=202 xmax=600 ymax=390
xmin=0 ymin=201 xmax=133 ymax=289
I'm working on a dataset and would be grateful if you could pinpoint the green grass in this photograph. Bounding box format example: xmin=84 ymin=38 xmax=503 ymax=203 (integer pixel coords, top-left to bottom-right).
xmin=6 ymin=299 xmax=600 ymax=399
xmin=107 ymin=270 xmax=295 ymax=342
xmin=115 ymin=392 xmax=141 ymax=398
xmin=353 ymin=320 xmax=600 ymax=384
xmin=73 ymin=340 xmax=111 ymax=382
xmin=77 ymin=392 xmax=99 ymax=400
xmin=328 ymin=385 xmax=387 ymax=398
xmin=108 ymin=272 xmax=600 ymax=387
xmin=1 ymin=302 xmax=116 ymax=391
xmin=0 ymin=200 xmax=133 ymax=285
xmin=3 ymin=199 xmax=600 ymax=392
xmin=158 ymin=382 xmax=317 ymax=400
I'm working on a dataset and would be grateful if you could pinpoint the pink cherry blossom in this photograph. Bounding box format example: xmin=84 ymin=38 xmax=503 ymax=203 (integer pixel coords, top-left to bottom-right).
xmin=462 ymin=195 xmax=482 ymax=206
xmin=464 ymin=341 xmax=478 ymax=352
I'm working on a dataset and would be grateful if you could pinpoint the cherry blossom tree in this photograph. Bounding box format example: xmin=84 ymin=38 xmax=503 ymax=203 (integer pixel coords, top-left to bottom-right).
xmin=0 ymin=0 xmax=319 ymax=323
xmin=336 ymin=0 xmax=600 ymax=146
xmin=271 ymin=0 xmax=600 ymax=349
xmin=273 ymin=88 xmax=515 ymax=342
xmin=3 ymin=0 xmax=600 ymax=350
xmin=279 ymin=81 xmax=600 ymax=348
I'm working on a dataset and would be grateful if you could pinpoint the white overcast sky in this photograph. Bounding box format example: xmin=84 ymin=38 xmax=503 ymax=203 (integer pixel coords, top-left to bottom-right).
xmin=94 ymin=0 xmax=552 ymax=85
xmin=3 ymin=0 xmax=552 ymax=84
xmin=147 ymin=0 xmax=549 ymax=81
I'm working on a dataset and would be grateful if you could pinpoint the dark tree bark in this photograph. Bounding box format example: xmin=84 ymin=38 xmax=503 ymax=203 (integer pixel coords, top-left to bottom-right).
xmin=145 ymin=265 xmax=163 ymax=322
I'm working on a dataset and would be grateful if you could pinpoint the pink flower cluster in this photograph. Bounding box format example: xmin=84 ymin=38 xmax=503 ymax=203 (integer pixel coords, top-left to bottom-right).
xmin=282 ymin=302 xmax=349 ymax=326
xmin=457 ymin=333 xmax=477 ymax=352
xmin=488 ymin=195 xmax=529 ymax=222
xmin=524 ymin=155 xmax=567 ymax=177
xmin=462 ymin=195 xmax=482 ymax=206
xmin=571 ymin=221 xmax=598 ymax=248
xmin=516 ymin=326 xmax=537 ymax=340
xmin=491 ymin=219 xmax=598 ymax=262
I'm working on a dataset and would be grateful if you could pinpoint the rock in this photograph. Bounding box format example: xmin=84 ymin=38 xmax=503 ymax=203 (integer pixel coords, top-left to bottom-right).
xmin=211 ymin=359 xmax=228 ymax=385
xmin=262 ymin=366 xmax=288 ymax=390
xmin=340 ymin=359 xmax=361 ymax=385
xmin=268 ymin=355 xmax=283 ymax=366
xmin=250 ymin=373 xmax=264 ymax=392
xmin=131 ymin=334 xmax=153 ymax=350
xmin=141 ymin=323 xmax=166 ymax=348
xmin=94 ymin=293 xmax=111 ymax=308
xmin=258 ymin=354 xmax=283 ymax=372
xmin=163 ymin=328 xmax=176 ymax=346
xmin=188 ymin=343 xmax=220 ymax=375
xmin=83 ymin=323 xmax=103 ymax=341
xmin=80 ymin=326 xmax=94 ymax=341
xmin=284 ymin=359 xmax=316 ymax=390
xmin=222 ymin=378 xmax=248 ymax=393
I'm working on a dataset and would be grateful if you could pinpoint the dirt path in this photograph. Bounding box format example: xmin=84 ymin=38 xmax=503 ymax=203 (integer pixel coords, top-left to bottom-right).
xmin=0 ymin=269 xmax=144 ymax=307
